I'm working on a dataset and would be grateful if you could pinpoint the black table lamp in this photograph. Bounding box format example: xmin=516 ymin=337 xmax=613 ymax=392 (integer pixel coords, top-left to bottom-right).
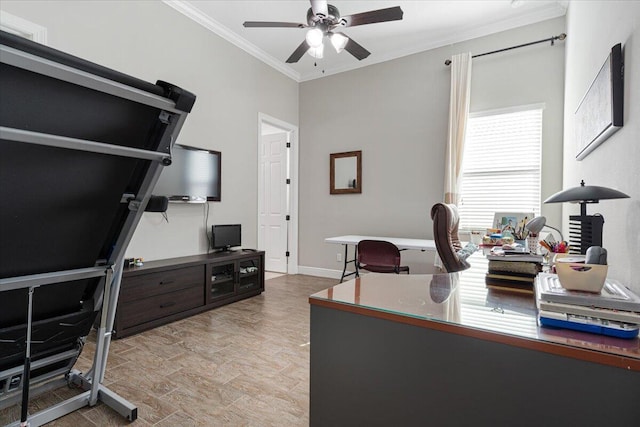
xmin=543 ymin=180 xmax=629 ymax=254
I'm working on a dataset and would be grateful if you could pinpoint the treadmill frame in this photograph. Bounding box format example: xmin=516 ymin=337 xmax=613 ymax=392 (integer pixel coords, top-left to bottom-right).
xmin=0 ymin=35 xmax=194 ymax=426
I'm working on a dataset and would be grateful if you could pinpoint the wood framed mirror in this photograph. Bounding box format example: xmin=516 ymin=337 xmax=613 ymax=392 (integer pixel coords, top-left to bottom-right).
xmin=330 ymin=150 xmax=362 ymax=194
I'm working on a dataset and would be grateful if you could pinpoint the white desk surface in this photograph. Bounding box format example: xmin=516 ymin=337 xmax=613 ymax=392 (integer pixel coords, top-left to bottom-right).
xmin=325 ymin=235 xmax=436 ymax=251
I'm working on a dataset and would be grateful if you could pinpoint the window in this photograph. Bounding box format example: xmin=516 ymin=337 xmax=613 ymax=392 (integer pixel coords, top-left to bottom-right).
xmin=458 ymin=105 xmax=543 ymax=231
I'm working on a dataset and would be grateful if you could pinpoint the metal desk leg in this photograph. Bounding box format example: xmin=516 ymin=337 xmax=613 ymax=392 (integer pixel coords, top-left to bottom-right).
xmin=339 ymin=244 xmax=359 ymax=283
xmin=340 ymin=244 xmax=349 ymax=282
xmin=354 ymin=246 xmax=359 ymax=278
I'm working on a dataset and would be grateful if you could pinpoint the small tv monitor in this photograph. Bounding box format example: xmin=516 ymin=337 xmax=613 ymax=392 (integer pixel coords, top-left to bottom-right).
xmin=212 ymin=224 xmax=241 ymax=251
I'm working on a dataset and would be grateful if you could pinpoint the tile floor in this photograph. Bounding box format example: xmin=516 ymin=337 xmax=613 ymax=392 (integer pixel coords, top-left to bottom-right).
xmin=0 ymin=274 xmax=336 ymax=426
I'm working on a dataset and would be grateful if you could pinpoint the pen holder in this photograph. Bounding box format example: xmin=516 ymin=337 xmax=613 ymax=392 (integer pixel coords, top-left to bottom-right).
xmin=555 ymin=254 xmax=608 ymax=293
xmin=527 ymin=234 xmax=539 ymax=254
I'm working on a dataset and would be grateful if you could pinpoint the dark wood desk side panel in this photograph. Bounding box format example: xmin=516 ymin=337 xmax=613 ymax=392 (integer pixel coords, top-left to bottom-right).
xmin=309 ymin=298 xmax=640 ymax=371
xmin=310 ymin=305 xmax=640 ymax=427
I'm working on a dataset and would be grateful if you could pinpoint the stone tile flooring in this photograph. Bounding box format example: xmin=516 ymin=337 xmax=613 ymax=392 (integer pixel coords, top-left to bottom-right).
xmin=0 ymin=274 xmax=336 ymax=426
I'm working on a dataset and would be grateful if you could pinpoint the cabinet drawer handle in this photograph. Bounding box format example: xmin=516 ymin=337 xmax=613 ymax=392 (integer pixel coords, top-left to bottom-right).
xmin=160 ymin=302 xmax=176 ymax=309
xmin=159 ymin=280 xmax=175 ymax=285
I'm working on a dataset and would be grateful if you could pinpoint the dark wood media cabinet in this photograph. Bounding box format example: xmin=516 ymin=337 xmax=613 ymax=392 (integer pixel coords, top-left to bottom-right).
xmin=114 ymin=250 xmax=264 ymax=339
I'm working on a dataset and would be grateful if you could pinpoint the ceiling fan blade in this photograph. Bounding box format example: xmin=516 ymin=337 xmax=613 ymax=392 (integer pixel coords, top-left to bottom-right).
xmin=310 ymin=0 xmax=329 ymax=18
xmin=336 ymin=33 xmax=371 ymax=61
xmin=340 ymin=6 xmax=404 ymax=27
xmin=243 ymin=21 xmax=306 ymax=28
xmin=286 ymin=40 xmax=310 ymax=63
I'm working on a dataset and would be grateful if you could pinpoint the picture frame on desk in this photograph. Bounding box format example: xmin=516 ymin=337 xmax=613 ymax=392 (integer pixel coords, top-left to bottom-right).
xmin=493 ymin=212 xmax=534 ymax=240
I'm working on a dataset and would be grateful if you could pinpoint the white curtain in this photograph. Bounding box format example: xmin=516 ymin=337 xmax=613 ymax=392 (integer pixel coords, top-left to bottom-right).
xmin=444 ymin=52 xmax=472 ymax=205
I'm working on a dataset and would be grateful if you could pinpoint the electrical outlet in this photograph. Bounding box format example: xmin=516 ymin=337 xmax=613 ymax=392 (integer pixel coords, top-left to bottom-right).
xmin=337 ymin=253 xmax=342 ymax=262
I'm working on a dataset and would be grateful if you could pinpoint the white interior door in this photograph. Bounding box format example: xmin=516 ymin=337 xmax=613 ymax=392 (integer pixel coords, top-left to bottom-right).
xmin=259 ymin=132 xmax=288 ymax=272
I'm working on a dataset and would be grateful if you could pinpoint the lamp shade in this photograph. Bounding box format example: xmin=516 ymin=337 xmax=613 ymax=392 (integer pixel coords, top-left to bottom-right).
xmin=525 ymin=216 xmax=564 ymax=241
xmin=525 ymin=216 xmax=546 ymax=234
xmin=544 ymin=180 xmax=629 ymax=204
xmin=543 ymin=180 xmax=629 ymax=254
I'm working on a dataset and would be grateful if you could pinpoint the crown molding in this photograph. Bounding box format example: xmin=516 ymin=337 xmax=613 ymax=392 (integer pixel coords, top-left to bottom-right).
xmin=162 ymin=0 xmax=301 ymax=82
xmin=163 ymin=1 xmax=566 ymax=83
xmin=0 ymin=11 xmax=48 ymax=44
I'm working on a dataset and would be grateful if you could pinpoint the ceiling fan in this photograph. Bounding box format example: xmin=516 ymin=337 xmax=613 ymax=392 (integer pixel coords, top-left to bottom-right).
xmin=243 ymin=0 xmax=404 ymax=63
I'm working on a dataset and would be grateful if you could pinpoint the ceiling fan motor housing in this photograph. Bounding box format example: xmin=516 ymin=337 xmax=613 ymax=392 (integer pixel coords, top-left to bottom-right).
xmin=307 ymin=4 xmax=342 ymax=27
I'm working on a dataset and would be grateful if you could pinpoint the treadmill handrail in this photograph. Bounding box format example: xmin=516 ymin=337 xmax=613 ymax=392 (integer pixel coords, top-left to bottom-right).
xmin=0 ymin=127 xmax=172 ymax=163
xmin=1 ymin=44 xmax=185 ymax=114
xmin=0 ymin=266 xmax=110 ymax=291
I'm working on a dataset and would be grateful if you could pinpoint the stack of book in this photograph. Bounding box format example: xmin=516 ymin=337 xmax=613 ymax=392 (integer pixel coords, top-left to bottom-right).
xmin=485 ymin=251 xmax=543 ymax=294
xmin=535 ymin=273 xmax=640 ymax=338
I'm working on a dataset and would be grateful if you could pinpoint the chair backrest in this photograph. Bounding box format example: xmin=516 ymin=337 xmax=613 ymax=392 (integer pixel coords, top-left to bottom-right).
xmin=431 ymin=203 xmax=470 ymax=273
xmin=357 ymin=240 xmax=401 ymax=269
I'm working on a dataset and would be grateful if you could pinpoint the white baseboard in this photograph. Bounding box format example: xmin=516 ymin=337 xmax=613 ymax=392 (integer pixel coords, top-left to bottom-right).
xmin=296 ymin=266 xmax=345 ymax=280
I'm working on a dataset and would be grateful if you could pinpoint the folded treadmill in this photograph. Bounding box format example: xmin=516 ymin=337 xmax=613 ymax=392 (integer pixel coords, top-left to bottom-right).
xmin=0 ymin=30 xmax=195 ymax=426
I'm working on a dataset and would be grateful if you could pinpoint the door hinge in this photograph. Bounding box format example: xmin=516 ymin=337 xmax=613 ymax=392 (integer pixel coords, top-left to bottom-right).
xmin=286 ymin=142 xmax=291 ymax=148
xmin=285 ymin=251 xmax=290 ymax=257
xmin=285 ymin=215 xmax=290 ymax=221
xmin=286 ymin=178 xmax=291 ymax=184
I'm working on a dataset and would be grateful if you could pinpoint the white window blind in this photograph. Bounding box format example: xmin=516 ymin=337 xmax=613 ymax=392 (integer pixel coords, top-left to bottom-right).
xmin=458 ymin=106 xmax=542 ymax=230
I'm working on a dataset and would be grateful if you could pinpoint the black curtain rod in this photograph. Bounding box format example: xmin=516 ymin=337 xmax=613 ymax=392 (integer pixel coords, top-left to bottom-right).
xmin=444 ymin=33 xmax=566 ymax=65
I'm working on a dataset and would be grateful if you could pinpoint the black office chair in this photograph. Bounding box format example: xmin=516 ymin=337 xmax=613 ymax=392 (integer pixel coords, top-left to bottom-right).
xmin=356 ymin=240 xmax=410 ymax=276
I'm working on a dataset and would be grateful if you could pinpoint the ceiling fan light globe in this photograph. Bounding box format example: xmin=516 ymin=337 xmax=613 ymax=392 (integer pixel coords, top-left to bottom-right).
xmin=305 ymin=28 xmax=324 ymax=48
xmin=330 ymin=32 xmax=348 ymax=53
xmin=307 ymin=44 xmax=324 ymax=59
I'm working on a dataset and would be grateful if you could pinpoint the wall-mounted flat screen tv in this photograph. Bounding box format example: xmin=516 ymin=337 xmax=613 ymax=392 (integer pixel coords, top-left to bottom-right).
xmin=153 ymin=144 xmax=221 ymax=203
xmin=212 ymin=224 xmax=241 ymax=251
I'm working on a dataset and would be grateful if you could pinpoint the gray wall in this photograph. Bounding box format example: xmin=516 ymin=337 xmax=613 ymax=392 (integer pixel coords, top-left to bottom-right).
xmin=563 ymin=1 xmax=640 ymax=294
xmin=0 ymin=0 xmax=299 ymax=261
xmin=299 ymin=17 xmax=565 ymax=276
xmin=2 ymin=2 xmax=572 ymax=279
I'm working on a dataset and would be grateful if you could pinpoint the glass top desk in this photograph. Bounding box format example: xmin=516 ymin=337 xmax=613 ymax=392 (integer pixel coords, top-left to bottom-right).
xmin=308 ymin=254 xmax=640 ymax=426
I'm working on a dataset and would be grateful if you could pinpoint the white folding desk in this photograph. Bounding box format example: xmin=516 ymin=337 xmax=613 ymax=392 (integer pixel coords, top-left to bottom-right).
xmin=325 ymin=235 xmax=436 ymax=282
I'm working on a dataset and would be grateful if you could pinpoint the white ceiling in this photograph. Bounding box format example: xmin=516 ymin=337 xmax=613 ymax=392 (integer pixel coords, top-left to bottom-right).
xmin=164 ymin=0 xmax=568 ymax=82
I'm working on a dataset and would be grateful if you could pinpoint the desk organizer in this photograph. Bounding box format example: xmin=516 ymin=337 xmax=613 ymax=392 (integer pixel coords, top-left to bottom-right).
xmin=555 ymin=254 xmax=608 ymax=293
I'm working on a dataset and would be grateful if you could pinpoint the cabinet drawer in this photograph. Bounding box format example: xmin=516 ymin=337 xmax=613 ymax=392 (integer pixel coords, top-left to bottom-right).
xmin=121 ymin=265 xmax=203 ymax=302
xmin=119 ymin=286 xmax=203 ymax=329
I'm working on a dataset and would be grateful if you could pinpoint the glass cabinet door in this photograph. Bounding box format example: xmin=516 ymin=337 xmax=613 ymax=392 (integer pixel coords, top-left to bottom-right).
xmin=209 ymin=261 xmax=235 ymax=300
xmin=238 ymin=257 xmax=262 ymax=293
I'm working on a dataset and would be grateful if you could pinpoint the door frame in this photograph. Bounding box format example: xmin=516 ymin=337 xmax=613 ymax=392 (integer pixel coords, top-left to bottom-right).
xmin=257 ymin=113 xmax=298 ymax=274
